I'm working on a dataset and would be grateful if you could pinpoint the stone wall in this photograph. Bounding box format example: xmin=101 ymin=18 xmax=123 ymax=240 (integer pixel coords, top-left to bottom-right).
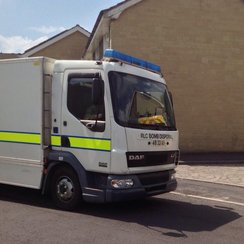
xmin=30 ymin=31 xmax=88 ymax=60
xmin=110 ymin=0 xmax=244 ymax=152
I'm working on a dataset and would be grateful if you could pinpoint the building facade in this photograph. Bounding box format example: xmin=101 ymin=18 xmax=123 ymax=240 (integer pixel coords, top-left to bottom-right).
xmin=85 ymin=0 xmax=244 ymax=153
xmin=0 ymin=53 xmax=19 ymax=59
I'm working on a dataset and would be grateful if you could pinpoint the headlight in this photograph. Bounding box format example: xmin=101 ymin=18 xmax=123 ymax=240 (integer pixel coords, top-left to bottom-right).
xmin=111 ymin=179 xmax=134 ymax=189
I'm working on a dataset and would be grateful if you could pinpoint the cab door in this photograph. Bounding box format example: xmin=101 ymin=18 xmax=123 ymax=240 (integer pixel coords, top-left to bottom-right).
xmin=60 ymin=70 xmax=111 ymax=173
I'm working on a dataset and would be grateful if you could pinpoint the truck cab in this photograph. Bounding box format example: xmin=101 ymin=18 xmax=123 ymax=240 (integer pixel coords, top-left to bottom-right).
xmin=47 ymin=50 xmax=179 ymax=209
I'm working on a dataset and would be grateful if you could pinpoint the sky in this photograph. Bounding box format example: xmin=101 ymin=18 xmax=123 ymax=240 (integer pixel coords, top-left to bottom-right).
xmin=0 ymin=0 xmax=122 ymax=53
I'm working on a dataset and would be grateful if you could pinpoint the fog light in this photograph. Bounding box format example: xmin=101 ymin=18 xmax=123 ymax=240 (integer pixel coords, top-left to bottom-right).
xmin=111 ymin=179 xmax=134 ymax=189
xmin=170 ymin=173 xmax=176 ymax=181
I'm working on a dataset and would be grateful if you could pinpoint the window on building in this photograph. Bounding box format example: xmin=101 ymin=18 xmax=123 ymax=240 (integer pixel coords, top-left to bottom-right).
xmin=98 ymin=39 xmax=104 ymax=60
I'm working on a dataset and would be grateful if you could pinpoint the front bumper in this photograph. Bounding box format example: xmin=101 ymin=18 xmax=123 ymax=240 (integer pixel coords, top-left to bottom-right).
xmin=105 ymin=178 xmax=177 ymax=202
xmin=82 ymin=170 xmax=177 ymax=203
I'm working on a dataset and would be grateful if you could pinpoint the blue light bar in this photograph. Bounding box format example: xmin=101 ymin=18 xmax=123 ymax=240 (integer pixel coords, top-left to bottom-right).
xmin=103 ymin=49 xmax=161 ymax=74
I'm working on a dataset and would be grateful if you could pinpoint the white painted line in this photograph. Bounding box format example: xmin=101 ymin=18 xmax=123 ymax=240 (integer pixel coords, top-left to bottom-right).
xmin=176 ymin=176 xmax=244 ymax=188
xmin=171 ymin=191 xmax=244 ymax=207
xmin=179 ymin=160 xmax=244 ymax=164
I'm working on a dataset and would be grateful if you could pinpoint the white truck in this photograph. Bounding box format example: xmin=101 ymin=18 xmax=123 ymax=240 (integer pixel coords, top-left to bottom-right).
xmin=0 ymin=50 xmax=179 ymax=210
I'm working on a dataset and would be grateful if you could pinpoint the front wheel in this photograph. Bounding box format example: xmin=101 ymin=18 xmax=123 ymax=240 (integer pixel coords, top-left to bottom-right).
xmin=51 ymin=166 xmax=82 ymax=210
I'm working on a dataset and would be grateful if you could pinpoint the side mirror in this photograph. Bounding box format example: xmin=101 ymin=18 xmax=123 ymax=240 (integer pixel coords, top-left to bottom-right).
xmin=92 ymin=78 xmax=104 ymax=105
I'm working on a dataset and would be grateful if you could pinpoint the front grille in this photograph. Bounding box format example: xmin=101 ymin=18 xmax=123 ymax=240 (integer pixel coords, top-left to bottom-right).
xmin=126 ymin=151 xmax=177 ymax=168
xmin=137 ymin=171 xmax=170 ymax=186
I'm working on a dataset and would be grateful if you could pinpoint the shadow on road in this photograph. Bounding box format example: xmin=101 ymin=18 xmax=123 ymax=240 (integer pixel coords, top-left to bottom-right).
xmin=79 ymin=197 xmax=241 ymax=238
xmin=0 ymin=184 xmax=241 ymax=238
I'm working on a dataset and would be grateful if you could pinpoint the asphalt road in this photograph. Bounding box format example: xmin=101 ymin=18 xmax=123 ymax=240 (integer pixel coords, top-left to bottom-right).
xmin=0 ymin=180 xmax=243 ymax=244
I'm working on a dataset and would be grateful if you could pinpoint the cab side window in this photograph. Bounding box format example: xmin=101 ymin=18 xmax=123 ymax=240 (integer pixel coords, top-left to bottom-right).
xmin=67 ymin=74 xmax=105 ymax=131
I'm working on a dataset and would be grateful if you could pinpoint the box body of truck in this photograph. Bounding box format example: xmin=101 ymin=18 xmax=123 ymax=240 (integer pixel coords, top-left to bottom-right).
xmin=0 ymin=50 xmax=179 ymax=209
xmin=0 ymin=57 xmax=54 ymax=188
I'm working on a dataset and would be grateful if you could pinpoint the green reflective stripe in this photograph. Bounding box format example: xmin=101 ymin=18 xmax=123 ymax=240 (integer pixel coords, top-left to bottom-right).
xmin=51 ymin=135 xmax=61 ymax=147
xmin=51 ymin=135 xmax=111 ymax=151
xmin=0 ymin=131 xmax=41 ymax=144
xmin=69 ymin=137 xmax=111 ymax=151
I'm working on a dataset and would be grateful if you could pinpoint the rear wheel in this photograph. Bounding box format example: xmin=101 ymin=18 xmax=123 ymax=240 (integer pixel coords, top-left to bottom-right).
xmin=51 ymin=166 xmax=82 ymax=210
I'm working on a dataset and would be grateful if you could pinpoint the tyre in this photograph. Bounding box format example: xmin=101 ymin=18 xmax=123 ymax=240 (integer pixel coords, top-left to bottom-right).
xmin=50 ymin=166 xmax=82 ymax=210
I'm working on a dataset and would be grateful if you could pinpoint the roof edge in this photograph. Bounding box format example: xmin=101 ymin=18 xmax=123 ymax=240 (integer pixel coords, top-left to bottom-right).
xmin=83 ymin=0 xmax=143 ymax=58
xmin=22 ymin=25 xmax=90 ymax=57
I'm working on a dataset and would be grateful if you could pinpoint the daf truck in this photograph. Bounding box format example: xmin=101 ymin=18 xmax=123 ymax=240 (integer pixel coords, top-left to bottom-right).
xmin=0 ymin=50 xmax=179 ymax=210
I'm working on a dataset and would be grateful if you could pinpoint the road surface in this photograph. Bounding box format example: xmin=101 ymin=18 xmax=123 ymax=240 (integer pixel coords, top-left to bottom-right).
xmin=0 ymin=179 xmax=243 ymax=244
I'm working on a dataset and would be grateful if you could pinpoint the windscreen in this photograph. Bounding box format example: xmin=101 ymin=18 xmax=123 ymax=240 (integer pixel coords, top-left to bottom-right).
xmin=109 ymin=71 xmax=176 ymax=130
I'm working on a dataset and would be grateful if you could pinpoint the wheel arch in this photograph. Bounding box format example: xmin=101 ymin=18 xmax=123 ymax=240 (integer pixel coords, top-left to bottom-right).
xmin=42 ymin=151 xmax=88 ymax=195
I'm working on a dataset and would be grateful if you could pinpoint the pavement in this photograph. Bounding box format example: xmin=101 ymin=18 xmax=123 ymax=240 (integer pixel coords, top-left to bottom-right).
xmin=176 ymin=153 xmax=244 ymax=188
